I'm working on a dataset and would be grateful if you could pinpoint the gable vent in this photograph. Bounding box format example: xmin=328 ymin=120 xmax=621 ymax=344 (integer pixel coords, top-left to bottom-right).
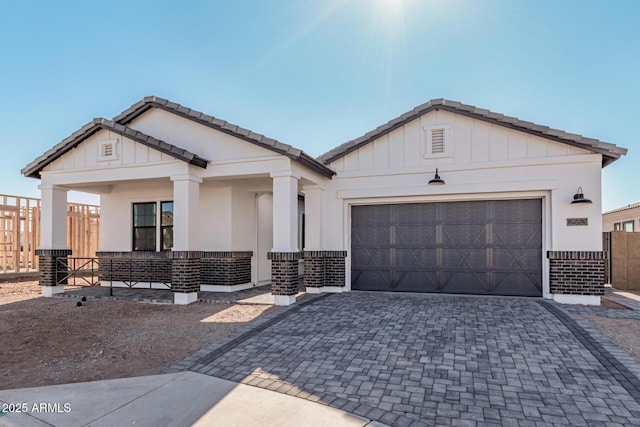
xmin=98 ymin=139 xmax=119 ymax=161
xmin=102 ymin=143 xmax=113 ymax=157
xmin=431 ymin=129 xmax=445 ymax=153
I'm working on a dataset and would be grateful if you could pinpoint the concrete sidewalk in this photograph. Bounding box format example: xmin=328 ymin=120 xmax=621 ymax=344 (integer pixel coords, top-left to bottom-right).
xmin=0 ymin=372 xmax=375 ymax=427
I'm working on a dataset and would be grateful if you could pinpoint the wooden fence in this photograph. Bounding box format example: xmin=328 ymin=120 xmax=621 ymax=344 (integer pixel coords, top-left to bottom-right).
xmin=0 ymin=194 xmax=100 ymax=274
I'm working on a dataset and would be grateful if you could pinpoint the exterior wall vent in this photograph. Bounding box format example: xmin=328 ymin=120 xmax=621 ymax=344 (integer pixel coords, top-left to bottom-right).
xmin=431 ymin=128 xmax=445 ymax=153
xmin=98 ymin=139 xmax=119 ymax=162
xmin=423 ymin=124 xmax=452 ymax=159
xmin=103 ymin=143 xmax=113 ymax=157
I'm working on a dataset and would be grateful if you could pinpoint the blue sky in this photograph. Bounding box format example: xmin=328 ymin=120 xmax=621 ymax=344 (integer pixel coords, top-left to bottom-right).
xmin=0 ymin=0 xmax=637 ymax=211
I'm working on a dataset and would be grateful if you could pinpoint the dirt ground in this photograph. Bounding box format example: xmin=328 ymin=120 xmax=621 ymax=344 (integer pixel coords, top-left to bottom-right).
xmin=0 ymin=280 xmax=273 ymax=391
xmin=2 ymin=280 xmax=640 ymax=392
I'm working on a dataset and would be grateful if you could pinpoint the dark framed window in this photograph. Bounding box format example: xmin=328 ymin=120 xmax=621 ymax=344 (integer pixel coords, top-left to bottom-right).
xmin=161 ymin=201 xmax=173 ymax=250
xmin=132 ymin=202 xmax=156 ymax=251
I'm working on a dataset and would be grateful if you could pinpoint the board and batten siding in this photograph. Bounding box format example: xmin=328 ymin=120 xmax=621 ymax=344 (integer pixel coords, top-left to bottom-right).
xmin=43 ymin=129 xmax=177 ymax=173
xmin=331 ymin=110 xmax=590 ymax=173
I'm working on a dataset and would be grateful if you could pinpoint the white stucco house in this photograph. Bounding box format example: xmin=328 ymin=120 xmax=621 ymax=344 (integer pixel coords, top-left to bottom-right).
xmin=23 ymin=97 xmax=627 ymax=305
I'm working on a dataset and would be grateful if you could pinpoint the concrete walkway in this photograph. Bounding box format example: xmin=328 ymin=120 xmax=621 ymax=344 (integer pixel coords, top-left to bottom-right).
xmin=605 ymin=287 xmax=640 ymax=311
xmin=0 ymin=372 xmax=372 ymax=427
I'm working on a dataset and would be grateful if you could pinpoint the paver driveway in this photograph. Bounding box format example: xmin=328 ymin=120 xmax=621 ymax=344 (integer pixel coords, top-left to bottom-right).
xmin=186 ymin=292 xmax=640 ymax=426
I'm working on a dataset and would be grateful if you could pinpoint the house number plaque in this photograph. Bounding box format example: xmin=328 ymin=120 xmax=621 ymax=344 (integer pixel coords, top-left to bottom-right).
xmin=566 ymin=217 xmax=588 ymax=226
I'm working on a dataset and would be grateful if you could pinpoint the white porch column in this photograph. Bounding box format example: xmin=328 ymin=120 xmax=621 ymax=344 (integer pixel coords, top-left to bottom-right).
xmin=302 ymin=185 xmax=324 ymax=250
xmin=269 ymin=171 xmax=300 ymax=306
xmin=171 ymin=174 xmax=202 ymax=251
xmin=39 ymin=184 xmax=68 ymax=250
xmin=37 ymin=184 xmax=70 ymax=297
xmin=170 ymin=174 xmax=202 ymax=305
xmin=271 ymin=171 xmax=300 ymax=252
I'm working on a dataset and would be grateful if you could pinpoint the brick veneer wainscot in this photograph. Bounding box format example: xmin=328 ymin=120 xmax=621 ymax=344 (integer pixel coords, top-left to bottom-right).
xmin=200 ymin=251 xmax=252 ymax=286
xmin=303 ymin=250 xmax=347 ymax=288
xmin=35 ymin=249 xmax=73 ymax=287
xmin=547 ymin=251 xmax=606 ymax=296
xmin=97 ymin=251 xmax=172 ymax=284
xmin=268 ymin=252 xmax=301 ymax=296
xmin=96 ymin=251 xmax=254 ymax=289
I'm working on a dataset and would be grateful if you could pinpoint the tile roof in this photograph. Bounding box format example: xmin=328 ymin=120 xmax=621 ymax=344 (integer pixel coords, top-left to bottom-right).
xmin=113 ymin=96 xmax=335 ymax=178
xmin=22 ymin=118 xmax=208 ymax=179
xmin=317 ymin=98 xmax=628 ymax=167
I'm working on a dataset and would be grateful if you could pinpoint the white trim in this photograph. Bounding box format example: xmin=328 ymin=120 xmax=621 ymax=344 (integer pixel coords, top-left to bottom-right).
xmin=321 ymin=286 xmax=347 ymax=293
xmin=41 ymin=286 xmax=65 ymax=297
xmin=343 ymin=198 xmax=351 ymax=291
xmin=38 ymin=183 xmax=69 ymax=191
xmin=542 ymin=194 xmax=552 ymax=299
xmin=274 ymin=295 xmax=296 ymax=306
xmin=301 ymin=184 xmax=326 ymax=192
xmin=174 ymin=292 xmax=198 ymax=305
xmin=337 ymin=179 xmax=557 ymax=199
xmin=423 ymin=124 xmax=452 ymax=159
xmin=200 ymin=282 xmax=254 ymax=292
xmin=305 ymin=286 xmax=346 ymax=294
xmin=553 ymin=294 xmax=600 ymax=306
xmin=100 ymin=281 xmax=172 ymax=289
xmin=335 ymin=154 xmax=601 ymax=179
xmin=40 ymin=162 xmax=186 ymax=185
xmin=170 ymin=174 xmax=203 ymax=183
xmin=211 ymin=155 xmax=283 ymax=166
xmin=97 ymin=139 xmax=119 ymax=162
xmin=252 ymin=193 xmax=259 ymax=285
xmin=270 ymin=170 xmax=302 ymax=179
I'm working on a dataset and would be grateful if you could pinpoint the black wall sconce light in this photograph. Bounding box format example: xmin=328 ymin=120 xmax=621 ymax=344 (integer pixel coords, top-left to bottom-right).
xmin=428 ymin=168 xmax=445 ymax=185
xmin=571 ymin=187 xmax=592 ymax=204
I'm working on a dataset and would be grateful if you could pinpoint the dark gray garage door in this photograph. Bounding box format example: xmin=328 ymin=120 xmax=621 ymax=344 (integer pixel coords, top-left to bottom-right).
xmin=351 ymin=200 xmax=542 ymax=296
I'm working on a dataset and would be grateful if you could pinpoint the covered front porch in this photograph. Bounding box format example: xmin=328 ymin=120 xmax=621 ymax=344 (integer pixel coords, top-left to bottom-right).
xmin=35 ymin=168 xmax=345 ymax=305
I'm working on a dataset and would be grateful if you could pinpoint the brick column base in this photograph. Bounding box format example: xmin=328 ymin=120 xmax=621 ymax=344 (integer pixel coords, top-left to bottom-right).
xmin=268 ymin=252 xmax=301 ymax=305
xmin=547 ymin=251 xmax=606 ymax=296
xmin=35 ymin=249 xmax=72 ymax=290
xmin=303 ymin=250 xmax=347 ymax=290
xmin=170 ymin=251 xmax=201 ymax=304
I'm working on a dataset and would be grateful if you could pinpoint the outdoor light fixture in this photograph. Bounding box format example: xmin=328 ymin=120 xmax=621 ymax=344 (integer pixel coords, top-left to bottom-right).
xmin=428 ymin=168 xmax=445 ymax=185
xmin=571 ymin=187 xmax=592 ymax=204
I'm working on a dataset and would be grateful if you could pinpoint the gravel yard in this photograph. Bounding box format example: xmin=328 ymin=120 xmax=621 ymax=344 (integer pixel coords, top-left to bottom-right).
xmin=584 ymin=313 xmax=640 ymax=362
xmin=2 ymin=279 xmax=640 ymax=393
xmin=0 ymin=280 xmax=273 ymax=391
